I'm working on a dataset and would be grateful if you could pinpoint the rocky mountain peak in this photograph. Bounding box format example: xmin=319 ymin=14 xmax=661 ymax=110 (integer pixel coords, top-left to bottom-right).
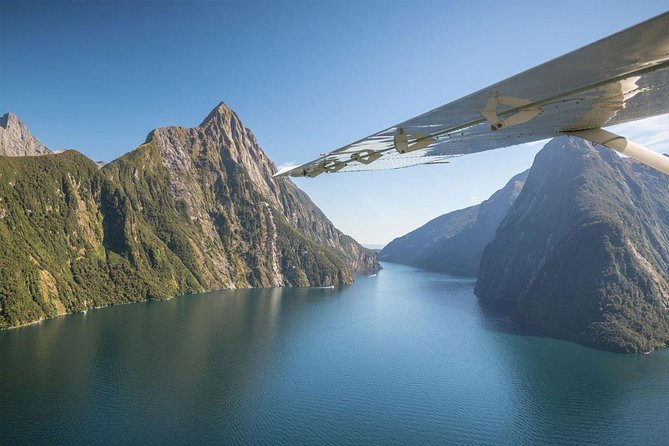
xmin=198 ymin=101 xmax=236 ymax=128
xmin=0 ymin=112 xmax=18 ymax=129
xmin=141 ymin=102 xmax=285 ymax=223
xmin=196 ymin=102 xmax=257 ymax=161
xmin=0 ymin=105 xmax=378 ymax=328
xmin=0 ymin=112 xmax=51 ymax=157
xmin=115 ymin=102 xmax=379 ymax=281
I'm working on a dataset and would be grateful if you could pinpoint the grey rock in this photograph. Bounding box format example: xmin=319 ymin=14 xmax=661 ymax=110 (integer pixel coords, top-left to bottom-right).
xmin=0 ymin=113 xmax=52 ymax=157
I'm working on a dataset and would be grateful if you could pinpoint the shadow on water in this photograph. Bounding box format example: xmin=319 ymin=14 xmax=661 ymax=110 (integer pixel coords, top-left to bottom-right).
xmin=378 ymin=262 xmax=669 ymax=444
xmin=480 ymin=318 xmax=669 ymax=445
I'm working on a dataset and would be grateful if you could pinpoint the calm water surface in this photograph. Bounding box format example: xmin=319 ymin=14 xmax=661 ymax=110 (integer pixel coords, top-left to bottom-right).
xmin=2 ymin=263 xmax=668 ymax=445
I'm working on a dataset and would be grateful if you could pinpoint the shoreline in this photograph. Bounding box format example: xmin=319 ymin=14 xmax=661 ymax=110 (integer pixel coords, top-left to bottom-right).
xmin=0 ymin=277 xmax=368 ymax=331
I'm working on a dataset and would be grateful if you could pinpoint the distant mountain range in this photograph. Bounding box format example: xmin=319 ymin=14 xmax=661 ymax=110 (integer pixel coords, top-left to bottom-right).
xmin=383 ymin=137 xmax=669 ymax=353
xmin=379 ymin=170 xmax=528 ymax=276
xmin=0 ymin=105 xmax=379 ymax=329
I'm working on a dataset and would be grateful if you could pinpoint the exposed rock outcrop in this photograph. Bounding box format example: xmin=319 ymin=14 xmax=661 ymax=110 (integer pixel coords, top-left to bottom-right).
xmin=0 ymin=104 xmax=379 ymax=328
xmin=0 ymin=113 xmax=51 ymax=156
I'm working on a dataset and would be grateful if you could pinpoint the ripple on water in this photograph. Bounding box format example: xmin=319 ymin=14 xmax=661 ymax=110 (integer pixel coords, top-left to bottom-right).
xmin=1 ymin=263 xmax=668 ymax=445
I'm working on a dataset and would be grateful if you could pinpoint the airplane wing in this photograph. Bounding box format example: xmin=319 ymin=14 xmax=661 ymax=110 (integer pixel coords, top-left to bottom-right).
xmin=275 ymin=13 xmax=669 ymax=178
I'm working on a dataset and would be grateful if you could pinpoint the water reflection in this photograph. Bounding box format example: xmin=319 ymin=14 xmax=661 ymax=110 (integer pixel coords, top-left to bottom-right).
xmin=2 ymin=264 xmax=668 ymax=445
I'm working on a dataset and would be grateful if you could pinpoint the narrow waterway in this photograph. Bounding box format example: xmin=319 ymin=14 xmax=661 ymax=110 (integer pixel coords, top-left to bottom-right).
xmin=2 ymin=262 xmax=667 ymax=445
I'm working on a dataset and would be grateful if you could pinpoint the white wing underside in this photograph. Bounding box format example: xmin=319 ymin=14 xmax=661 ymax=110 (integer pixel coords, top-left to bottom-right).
xmin=276 ymin=13 xmax=669 ymax=178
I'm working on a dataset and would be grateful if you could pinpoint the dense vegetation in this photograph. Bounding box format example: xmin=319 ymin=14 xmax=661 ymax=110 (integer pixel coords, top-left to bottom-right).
xmin=0 ymin=105 xmax=378 ymax=328
xmin=0 ymin=151 xmax=200 ymax=328
xmin=476 ymin=137 xmax=669 ymax=353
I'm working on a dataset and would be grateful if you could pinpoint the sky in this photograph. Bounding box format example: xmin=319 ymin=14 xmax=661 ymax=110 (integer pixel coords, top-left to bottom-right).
xmin=1 ymin=0 xmax=668 ymax=245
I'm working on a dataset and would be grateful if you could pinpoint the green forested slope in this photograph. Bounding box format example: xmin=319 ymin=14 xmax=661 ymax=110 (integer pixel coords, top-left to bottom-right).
xmin=0 ymin=104 xmax=378 ymax=328
xmin=476 ymin=137 xmax=669 ymax=352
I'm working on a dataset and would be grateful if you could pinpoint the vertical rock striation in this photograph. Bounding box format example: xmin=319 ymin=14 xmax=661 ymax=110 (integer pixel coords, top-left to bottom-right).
xmin=476 ymin=137 xmax=669 ymax=352
xmin=0 ymin=104 xmax=379 ymax=328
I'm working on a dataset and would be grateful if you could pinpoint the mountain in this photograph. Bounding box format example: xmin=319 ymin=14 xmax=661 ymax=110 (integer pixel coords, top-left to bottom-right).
xmin=379 ymin=170 xmax=528 ymax=276
xmin=0 ymin=113 xmax=52 ymax=156
xmin=0 ymin=104 xmax=379 ymax=329
xmin=476 ymin=137 xmax=669 ymax=353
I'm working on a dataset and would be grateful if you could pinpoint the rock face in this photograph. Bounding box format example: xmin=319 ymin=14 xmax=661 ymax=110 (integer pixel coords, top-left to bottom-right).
xmin=379 ymin=170 xmax=528 ymax=276
xmin=0 ymin=104 xmax=379 ymax=328
xmin=476 ymin=137 xmax=669 ymax=353
xmin=0 ymin=113 xmax=51 ymax=156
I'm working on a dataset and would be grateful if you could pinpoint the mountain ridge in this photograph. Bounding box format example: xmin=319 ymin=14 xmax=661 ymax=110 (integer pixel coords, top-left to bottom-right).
xmin=379 ymin=169 xmax=528 ymax=276
xmin=476 ymin=137 xmax=669 ymax=352
xmin=0 ymin=104 xmax=379 ymax=328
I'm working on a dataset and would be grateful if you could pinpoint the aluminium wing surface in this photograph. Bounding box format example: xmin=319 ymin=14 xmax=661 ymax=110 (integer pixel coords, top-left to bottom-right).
xmin=275 ymin=13 xmax=669 ymax=178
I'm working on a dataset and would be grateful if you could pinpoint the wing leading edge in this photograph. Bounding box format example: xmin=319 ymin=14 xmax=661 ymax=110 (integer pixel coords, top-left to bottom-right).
xmin=276 ymin=13 xmax=669 ymax=178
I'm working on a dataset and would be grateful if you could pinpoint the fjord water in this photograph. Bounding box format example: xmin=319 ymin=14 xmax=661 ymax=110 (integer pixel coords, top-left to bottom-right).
xmin=2 ymin=263 xmax=668 ymax=445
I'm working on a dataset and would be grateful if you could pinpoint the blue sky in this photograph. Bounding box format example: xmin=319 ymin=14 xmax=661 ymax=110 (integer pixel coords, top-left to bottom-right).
xmin=1 ymin=1 xmax=667 ymax=245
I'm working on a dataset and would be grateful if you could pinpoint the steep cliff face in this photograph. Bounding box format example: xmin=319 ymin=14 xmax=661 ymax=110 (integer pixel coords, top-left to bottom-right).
xmin=379 ymin=170 xmax=527 ymax=276
xmin=0 ymin=113 xmax=52 ymax=156
xmin=0 ymin=151 xmax=202 ymax=327
xmin=104 ymin=103 xmax=378 ymax=289
xmin=476 ymin=137 xmax=669 ymax=353
xmin=0 ymin=104 xmax=378 ymax=328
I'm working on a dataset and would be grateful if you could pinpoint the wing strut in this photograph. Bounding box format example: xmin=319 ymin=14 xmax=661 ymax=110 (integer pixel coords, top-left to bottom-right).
xmin=565 ymin=129 xmax=669 ymax=175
